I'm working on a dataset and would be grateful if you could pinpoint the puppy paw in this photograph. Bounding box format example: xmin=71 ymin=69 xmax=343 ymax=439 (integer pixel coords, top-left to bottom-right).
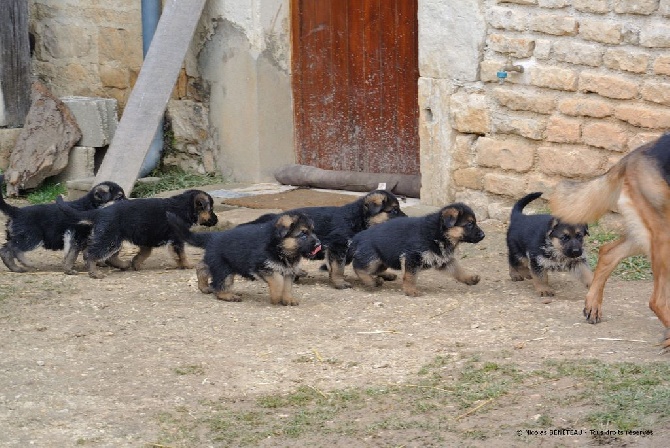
xmin=509 ymin=273 xmax=526 ymax=281
xmin=216 ymin=292 xmax=242 ymax=302
xmin=536 ymin=288 xmax=555 ymax=298
xmin=332 ymin=280 xmax=352 ymax=289
xmin=462 ymin=274 xmax=481 ymax=285
xmin=88 ymin=271 xmax=106 ymax=279
xmin=402 ymin=287 xmax=421 ymax=297
xmin=279 ymin=297 xmax=299 ymax=306
xmin=63 ymin=269 xmax=78 ymax=275
xmin=378 ymin=272 xmax=397 ymax=281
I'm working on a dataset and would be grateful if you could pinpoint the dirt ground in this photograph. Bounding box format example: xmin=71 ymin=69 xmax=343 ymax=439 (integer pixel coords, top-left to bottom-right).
xmin=0 ymin=189 xmax=668 ymax=447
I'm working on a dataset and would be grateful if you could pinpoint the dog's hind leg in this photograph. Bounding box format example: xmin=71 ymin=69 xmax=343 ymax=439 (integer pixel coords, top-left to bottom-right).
xmin=168 ymin=241 xmax=192 ymax=269
xmin=0 ymin=245 xmax=27 ymax=272
xmin=196 ymin=261 xmax=213 ymax=294
xmin=584 ymin=237 xmax=638 ymax=323
xmin=131 ymin=246 xmax=153 ymax=270
xmin=14 ymin=250 xmax=35 ymax=269
xmin=353 ymin=258 xmax=385 ymax=288
xmin=649 ymin=233 xmax=670 ymax=350
xmin=508 ymin=256 xmax=532 ymax=281
xmin=327 ymin=249 xmax=351 ymax=289
xmin=62 ymin=247 xmax=80 ymax=275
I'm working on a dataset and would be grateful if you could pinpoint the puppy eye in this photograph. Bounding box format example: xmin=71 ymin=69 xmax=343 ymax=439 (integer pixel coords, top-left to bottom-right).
xmin=561 ymin=234 xmax=570 ymax=241
xmin=298 ymin=231 xmax=308 ymax=239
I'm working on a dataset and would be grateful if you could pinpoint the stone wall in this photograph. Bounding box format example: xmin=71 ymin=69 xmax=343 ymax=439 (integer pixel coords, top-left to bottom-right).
xmin=419 ymin=0 xmax=670 ymax=219
xmin=30 ymin=0 xmax=143 ymax=111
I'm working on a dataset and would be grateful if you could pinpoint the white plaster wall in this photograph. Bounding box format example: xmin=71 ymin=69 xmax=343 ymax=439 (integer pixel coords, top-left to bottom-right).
xmin=199 ymin=0 xmax=294 ymax=182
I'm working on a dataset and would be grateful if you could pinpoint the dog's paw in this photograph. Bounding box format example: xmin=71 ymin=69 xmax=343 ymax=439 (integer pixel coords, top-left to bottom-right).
xmin=279 ymin=296 xmax=299 ymax=306
xmin=537 ymin=288 xmax=555 ymax=297
xmin=216 ymin=292 xmax=242 ymax=302
xmin=88 ymin=271 xmax=106 ymax=279
xmin=378 ymin=272 xmax=397 ymax=281
xmin=402 ymin=286 xmax=421 ymax=297
xmin=583 ymin=305 xmax=602 ymax=324
xmin=463 ymin=274 xmax=481 ymax=285
xmin=509 ymin=273 xmax=526 ymax=281
xmin=659 ymin=329 xmax=670 ymax=354
xmin=63 ymin=269 xmax=78 ymax=275
xmin=333 ymin=280 xmax=352 ymax=289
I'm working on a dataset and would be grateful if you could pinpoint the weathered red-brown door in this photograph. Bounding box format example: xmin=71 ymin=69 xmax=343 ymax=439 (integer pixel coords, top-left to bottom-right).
xmin=291 ymin=0 xmax=419 ymax=175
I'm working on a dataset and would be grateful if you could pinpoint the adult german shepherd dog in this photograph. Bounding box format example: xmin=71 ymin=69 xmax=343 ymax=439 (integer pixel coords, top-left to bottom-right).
xmin=550 ymin=134 xmax=670 ymax=351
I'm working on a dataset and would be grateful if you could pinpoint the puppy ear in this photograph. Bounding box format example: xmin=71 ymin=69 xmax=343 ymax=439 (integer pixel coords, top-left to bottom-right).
xmin=194 ymin=193 xmax=210 ymax=212
xmin=583 ymin=224 xmax=589 ymax=236
xmin=275 ymin=214 xmax=297 ymax=239
xmin=364 ymin=194 xmax=385 ymax=216
xmin=440 ymin=207 xmax=459 ymax=229
xmin=93 ymin=184 xmax=110 ymax=201
xmin=548 ymin=217 xmax=560 ymax=231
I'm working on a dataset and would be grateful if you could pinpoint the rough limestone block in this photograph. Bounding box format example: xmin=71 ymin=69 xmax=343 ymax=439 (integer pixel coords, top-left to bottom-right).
xmin=5 ymin=82 xmax=82 ymax=195
xmin=0 ymin=128 xmax=22 ymax=170
xmin=61 ymin=96 xmax=118 ymax=147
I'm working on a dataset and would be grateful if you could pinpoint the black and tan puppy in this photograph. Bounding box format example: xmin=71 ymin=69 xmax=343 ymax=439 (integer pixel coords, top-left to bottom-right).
xmin=167 ymin=211 xmax=321 ymax=305
xmin=0 ymin=175 xmax=127 ymax=274
xmin=247 ymin=190 xmax=406 ymax=289
xmin=349 ymin=203 xmax=485 ymax=296
xmin=507 ymin=192 xmax=592 ymax=299
xmin=56 ymin=189 xmax=218 ymax=278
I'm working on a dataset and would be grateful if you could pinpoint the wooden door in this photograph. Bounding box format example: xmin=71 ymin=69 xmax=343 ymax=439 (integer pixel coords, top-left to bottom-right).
xmin=291 ymin=0 xmax=419 ymax=175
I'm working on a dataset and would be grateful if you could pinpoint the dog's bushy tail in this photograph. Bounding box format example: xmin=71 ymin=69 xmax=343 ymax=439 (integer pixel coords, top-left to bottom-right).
xmin=166 ymin=211 xmax=212 ymax=248
xmin=549 ymin=159 xmax=627 ymax=225
xmin=511 ymin=192 xmax=543 ymax=217
xmin=0 ymin=174 xmax=21 ymax=218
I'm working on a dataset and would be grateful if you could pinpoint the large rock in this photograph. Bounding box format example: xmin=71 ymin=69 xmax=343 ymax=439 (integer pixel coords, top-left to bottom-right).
xmin=4 ymin=82 xmax=82 ymax=195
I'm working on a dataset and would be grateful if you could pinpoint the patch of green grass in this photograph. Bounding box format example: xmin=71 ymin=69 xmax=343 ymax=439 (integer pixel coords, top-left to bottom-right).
xmin=25 ymin=179 xmax=67 ymax=204
xmin=151 ymin=357 xmax=670 ymax=447
xmin=586 ymin=223 xmax=651 ymax=280
xmin=546 ymin=359 xmax=670 ymax=430
xmin=131 ymin=167 xmax=225 ymax=198
xmin=173 ymin=364 xmax=206 ymax=376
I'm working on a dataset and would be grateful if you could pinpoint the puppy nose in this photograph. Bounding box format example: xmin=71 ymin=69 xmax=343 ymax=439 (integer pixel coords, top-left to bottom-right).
xmin=570 ymin=247 xmax=582 ymax=257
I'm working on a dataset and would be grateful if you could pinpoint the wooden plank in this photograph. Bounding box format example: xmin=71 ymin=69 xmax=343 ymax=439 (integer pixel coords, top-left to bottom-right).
xmin=94 ymin=0 xmax=206 ymax=195
xmin=0 ymin=0 xmax=31 ymax=127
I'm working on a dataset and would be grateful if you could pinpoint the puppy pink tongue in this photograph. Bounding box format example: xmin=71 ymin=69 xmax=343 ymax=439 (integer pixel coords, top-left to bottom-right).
xmin=310 ymin=245 xmax=322 ymax=256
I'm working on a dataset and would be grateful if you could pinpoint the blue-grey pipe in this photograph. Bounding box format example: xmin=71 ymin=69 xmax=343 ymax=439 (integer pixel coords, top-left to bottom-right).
xmin=139 ymin=0 xmax=163 ymax=177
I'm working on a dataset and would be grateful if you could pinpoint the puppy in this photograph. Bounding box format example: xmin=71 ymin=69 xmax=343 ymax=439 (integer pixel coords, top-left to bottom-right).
xmin=247 ymin=190 xmax=406 ymax=289
xmin=349 ymin=203 xmax=485 ymax=296
xmin=506 ymin=192 xmax=592 ymax=299
xmin=56 ymin=189 xmax=218 ymax=278
xmin=0 ymin=175 xmax=127 ymax=274
xmin=167 ymin=211 xmax=321 ymax=305
xmin=550 ymin=133 xmax=670 ymax=350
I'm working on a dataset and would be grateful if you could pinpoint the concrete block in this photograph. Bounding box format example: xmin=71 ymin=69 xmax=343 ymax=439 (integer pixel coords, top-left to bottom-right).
xmin=55 ymin=146 xmax=96 ymax=184
xmin=61 ymin=96 xmax=118 ymax=147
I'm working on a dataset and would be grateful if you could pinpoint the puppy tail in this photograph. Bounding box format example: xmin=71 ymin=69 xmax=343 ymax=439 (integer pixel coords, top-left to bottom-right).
xmin=0 ymin=174 xmax=21 ymax=218
xmin=511 ymin=192 xmax=544 ymax=217
xmin=55 ymin=195 xmax=96 ymax=223
xmin=166 ymin=211 xmax=211 ymax=248
xmin=549 ymin=159 xmax=627 ymax=225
